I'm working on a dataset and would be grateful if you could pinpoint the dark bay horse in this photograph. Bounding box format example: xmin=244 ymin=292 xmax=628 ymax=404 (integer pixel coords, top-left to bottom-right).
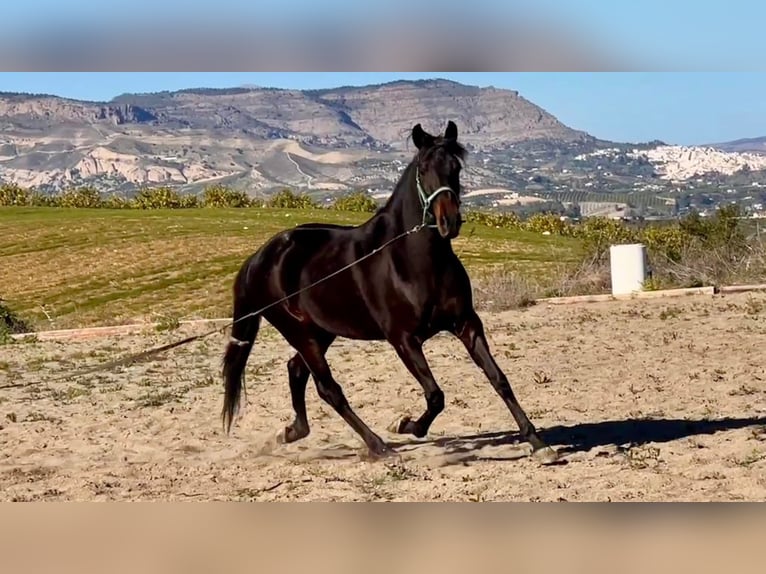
xmin=221 ymin=120 xmax=558 ymax=464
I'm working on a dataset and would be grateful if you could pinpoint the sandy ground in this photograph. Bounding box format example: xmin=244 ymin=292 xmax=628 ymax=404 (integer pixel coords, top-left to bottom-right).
xmin=2 ymin=291 xmax=766 ymax=501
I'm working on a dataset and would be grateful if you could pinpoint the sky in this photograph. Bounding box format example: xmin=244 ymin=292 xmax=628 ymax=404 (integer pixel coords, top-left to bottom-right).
xmin=2 ymin=72 xmax=765 ymax=147
xmin=1 ymin=2 xmax=765 ymax=146
xmin=1 ymin=0 xmax=764 ymax=56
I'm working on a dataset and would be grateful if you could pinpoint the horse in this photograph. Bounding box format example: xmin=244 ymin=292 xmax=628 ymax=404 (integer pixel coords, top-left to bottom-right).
xmin=221 ymin=120 xmax=558 ymax=464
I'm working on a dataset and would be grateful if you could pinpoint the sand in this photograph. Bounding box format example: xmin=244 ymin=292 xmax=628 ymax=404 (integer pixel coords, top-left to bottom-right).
xmin=2 ymin=291 xmax=766 ymax=501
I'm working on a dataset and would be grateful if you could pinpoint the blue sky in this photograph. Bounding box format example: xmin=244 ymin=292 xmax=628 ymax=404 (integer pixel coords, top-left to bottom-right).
xmin=1 ymin=0 xmax=763 ymax=52
xmin=2 ymin=2 xmax=765 ymax=146
xmin=2 ymin=72 xmax=765 ymax=146
xmin=1 ymin=1 xmax=763 ymax=67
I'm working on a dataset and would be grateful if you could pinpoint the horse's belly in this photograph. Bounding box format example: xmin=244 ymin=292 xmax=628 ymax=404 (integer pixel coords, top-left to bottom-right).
xmin=315 ymin=310 xmax=385 ymax=340
xmin=302 ymin=290 xmax=386 ymax=341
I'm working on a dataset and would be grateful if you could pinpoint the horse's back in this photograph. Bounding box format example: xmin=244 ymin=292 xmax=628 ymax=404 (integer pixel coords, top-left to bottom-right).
xmin=242 ymin=222 xmax=387 ymax=338
xmin=293 ymin=222 xmax=356 ymax=231
xmin=248 ymin=223 xmax=351 ymax=262
xmin=246 ymin=223 xmax=361 ymax=287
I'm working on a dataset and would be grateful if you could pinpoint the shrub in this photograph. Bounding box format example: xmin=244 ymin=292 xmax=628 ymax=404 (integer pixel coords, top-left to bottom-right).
xmin=679 ymin=204 xmax=745 ymax=250
xmin=463 ymin=210 xmax=522 ymax=229
xmin=330 ymin=191 xmax=378 ymax=213
xmin=267 ymin=188 xmax=318 ymax=209
xmin=57 ymin=186 xmax=104 ymax=208
xmin=180 ymin=194 xmax=199 ymax=208
xmin=524 ymin=213 xmax=575 ymax=236
xmin=103 ymin=194 xmax=132 ymax=209
xmin=0 ymin=298 xmax=31 ymax=342
xmin=202 ymin=184 xmax=253 ymax=208
xmin=645 ymin=206 xmax=758 ymax=288
xmin=471 ymin=268 xmax=541 ymax=311
xmin=572 ymin=217 xmax=639 ymax=261
xmin=29 ymin=192 xmax=61 ymax=207
xmin=543 ymin=254 xmax=612 ymax=298
xmin=131 ymin=186 xmax=197 ymax=209
xmin=0 ymin=183 xmax=31 ymax=206
xmin=641 ymin=225 xmax=690 ymax=263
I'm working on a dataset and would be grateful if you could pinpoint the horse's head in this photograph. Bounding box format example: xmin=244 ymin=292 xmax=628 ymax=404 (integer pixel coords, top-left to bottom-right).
xmin=412 ymin=120 xmax=466 ymax=240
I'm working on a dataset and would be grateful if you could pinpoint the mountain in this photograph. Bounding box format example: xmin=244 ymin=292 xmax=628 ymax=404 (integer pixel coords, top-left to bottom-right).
xmin=707 ymin=136 xmax=766 ymax=155
xmin=2 ymin=78 xmax=766 ymax=218
xmin=0 ymin=79 xmax=586 ymax=194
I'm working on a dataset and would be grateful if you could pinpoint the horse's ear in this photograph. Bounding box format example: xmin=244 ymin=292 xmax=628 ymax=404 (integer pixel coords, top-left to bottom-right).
xmin=445 ymin=120 xmax=458 ymax=140
xmin=412 ymin=123 xmax=434 ymax=149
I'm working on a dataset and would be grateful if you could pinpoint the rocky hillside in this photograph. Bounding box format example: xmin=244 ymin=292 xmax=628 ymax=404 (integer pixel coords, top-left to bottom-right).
xmin=0 ymin=79 xmax=588 ymax=193
xmin=306 ymin=80 xmax=582 ymax=148
xmin=2 ymin=78 xmax=766 ymax=218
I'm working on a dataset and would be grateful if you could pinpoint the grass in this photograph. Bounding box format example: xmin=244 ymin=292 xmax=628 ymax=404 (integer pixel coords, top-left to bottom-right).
xmin=0 ymin=207 xmax=583 ymax=330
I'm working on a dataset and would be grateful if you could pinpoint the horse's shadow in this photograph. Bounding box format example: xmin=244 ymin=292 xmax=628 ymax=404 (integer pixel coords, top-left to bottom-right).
xmin=386 ymin=415 xmax=766 ymax=463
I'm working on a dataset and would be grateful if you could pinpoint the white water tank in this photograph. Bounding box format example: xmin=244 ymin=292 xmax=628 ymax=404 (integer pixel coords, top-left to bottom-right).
xmin=609 ymin=243 xmax=648 ymax=295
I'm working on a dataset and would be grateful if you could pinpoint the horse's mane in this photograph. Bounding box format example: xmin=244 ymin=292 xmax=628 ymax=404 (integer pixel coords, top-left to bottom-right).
xmin=380 ymin=135 xmax=467 ymax=213
xmin=402 ymin=128 xmax=468 ymax=162
xmin=432 ymin=137 xmax=468 ymax=162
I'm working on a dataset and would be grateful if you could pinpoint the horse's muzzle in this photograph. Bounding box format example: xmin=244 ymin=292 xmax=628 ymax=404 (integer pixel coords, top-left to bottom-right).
xmin=437 ymin=212 xmax=462 ymax=239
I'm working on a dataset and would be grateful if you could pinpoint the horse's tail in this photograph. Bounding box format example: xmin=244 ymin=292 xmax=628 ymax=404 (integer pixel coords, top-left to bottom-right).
xmin=221 ymin=261 xmax=263 ymax=434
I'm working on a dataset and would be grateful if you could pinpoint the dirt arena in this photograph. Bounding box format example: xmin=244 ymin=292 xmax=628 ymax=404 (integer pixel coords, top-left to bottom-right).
xmin=2 ymin=291 xmax=766 ymax=501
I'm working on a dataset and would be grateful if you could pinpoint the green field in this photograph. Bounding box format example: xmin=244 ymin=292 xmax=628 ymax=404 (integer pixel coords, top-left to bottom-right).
xmin=0 ymin=207 xmax=583 ymax=330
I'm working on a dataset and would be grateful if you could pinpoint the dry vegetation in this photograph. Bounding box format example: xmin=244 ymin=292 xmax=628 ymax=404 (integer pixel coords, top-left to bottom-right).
xmin=2 ymin=292 xmax=766 ymax=501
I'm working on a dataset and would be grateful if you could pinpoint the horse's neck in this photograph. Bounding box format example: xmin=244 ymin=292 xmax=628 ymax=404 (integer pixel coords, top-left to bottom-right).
xmin=381 ymin=163 xmax=424 ymax=232
xmin=371 ymin=164 xmax=455 ymax=266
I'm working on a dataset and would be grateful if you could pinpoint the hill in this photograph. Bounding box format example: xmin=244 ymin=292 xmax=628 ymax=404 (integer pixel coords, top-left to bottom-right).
xmin=0 ymin=79 xmax=585 ymax=195
xmin=707 ymin=136 xmax=766 ymax=155
xmin=3 ymin=78 xmax=766 ymax=217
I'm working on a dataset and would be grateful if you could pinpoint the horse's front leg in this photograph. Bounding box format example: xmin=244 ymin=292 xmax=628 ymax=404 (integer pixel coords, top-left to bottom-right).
xmin=454 ymin=310 xmax=559 ymax=464
xmin=386 ymin=334 xmax=445 ymax=439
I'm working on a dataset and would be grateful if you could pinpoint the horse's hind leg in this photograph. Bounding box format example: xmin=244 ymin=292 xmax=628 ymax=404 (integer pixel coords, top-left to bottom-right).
xmin=276 ymin=353 xmax=312 ymax=444
xmin=277 ymin=333 xmax=334 ymax=444
xmin=295 ymin=336 xmax=394 ymax=459
xmin=387 ymin=335 xmax=444 ymax=439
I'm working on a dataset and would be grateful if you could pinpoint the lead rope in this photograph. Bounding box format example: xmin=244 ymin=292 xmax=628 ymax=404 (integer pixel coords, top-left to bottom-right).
xmin=24 ymin=170 xmax=458 ymax=386
xmin=36 ymin=221 xmax=428 ymax=385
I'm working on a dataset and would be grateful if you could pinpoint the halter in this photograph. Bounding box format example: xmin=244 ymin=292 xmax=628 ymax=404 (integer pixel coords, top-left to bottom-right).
xmin=415 ymin=169 xmax=459 ymax=228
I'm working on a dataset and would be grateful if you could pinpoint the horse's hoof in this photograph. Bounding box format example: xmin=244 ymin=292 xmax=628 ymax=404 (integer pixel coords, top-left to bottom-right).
xmin=387 ymin=414 xmax=412 ymax=434
xmin=532 ymin=446 xmax=560 ymax=465
xmin=364 ymin=439 xmax=399 ymax=462
xmin=276 ymin=424 xmax=309 ymax=444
